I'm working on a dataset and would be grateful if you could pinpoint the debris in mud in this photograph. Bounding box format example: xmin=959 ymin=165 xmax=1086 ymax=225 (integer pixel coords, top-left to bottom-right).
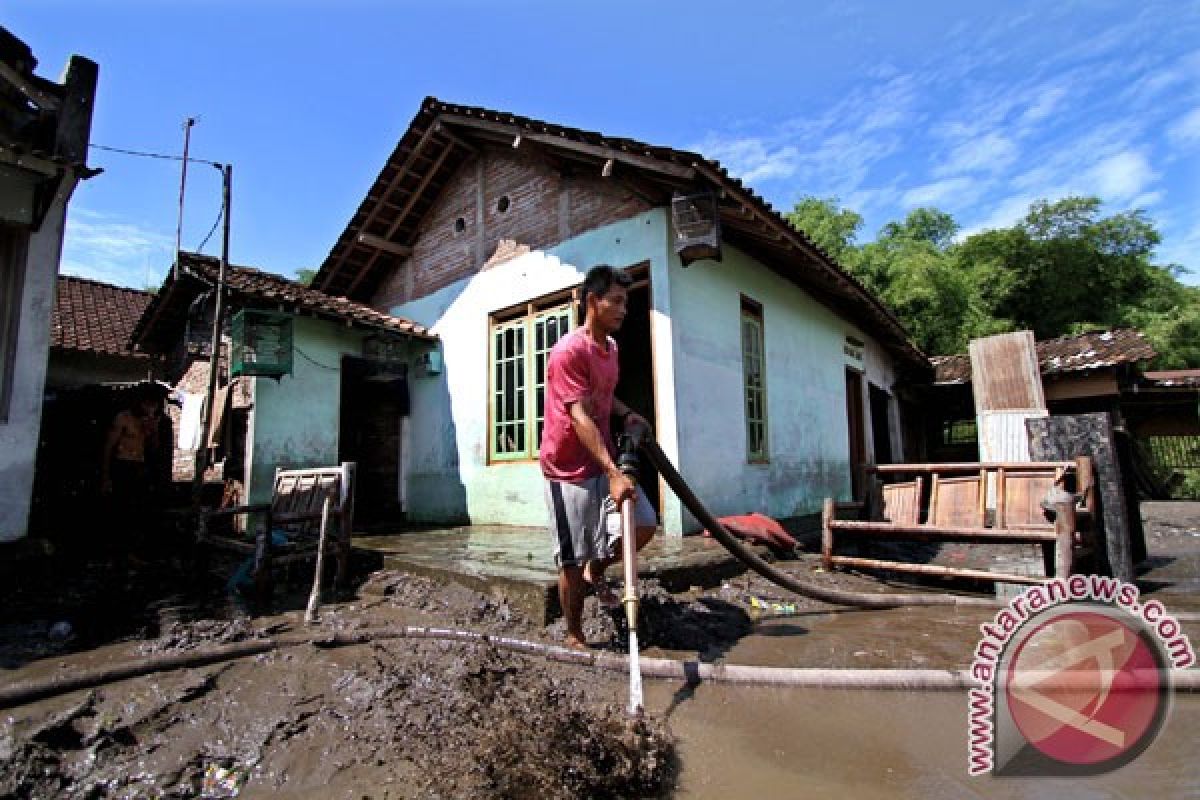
xmin=138 ymin=616 xmax=270 ymax=655
xmin=0 ymin=640 xmax=674 ymax=799
xmin=364 ymin=570 xmax=532 ymax=633
xmin=547 ymin=578 xmax=753 ymax=655
xmin=0 ymin=621 xmax=76 ymax=668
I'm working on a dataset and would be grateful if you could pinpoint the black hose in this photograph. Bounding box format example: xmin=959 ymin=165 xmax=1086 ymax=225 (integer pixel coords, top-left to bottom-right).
xmin=640 ymin=439 xmax=997 ymax=609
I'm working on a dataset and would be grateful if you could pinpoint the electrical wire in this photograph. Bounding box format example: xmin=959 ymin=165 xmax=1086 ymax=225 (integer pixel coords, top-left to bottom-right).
xmin=195 ymin=199 xmax=225 ymax=253
xmin=294 ymin=346 xmax=339 ymax=371
xmin=89 ymin=142 xmax=227 ymax=254
xmin=88 ymin=142 xmax=223 ymax=168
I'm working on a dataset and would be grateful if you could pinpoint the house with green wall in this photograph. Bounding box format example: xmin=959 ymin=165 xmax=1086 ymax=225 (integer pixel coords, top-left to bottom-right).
xmin=134 ymin=252 xmax=435 ymax=525
xmin=305 ymin=98 xmax=932 ymax=536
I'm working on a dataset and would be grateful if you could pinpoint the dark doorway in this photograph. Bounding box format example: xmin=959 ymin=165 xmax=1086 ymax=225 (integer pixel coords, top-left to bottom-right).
xmin=340 ymin=356 xmax=407 ymax=529
xmin=868 ymin=383 xmax=894 ymax=465
xmin=614 ymin=273 xmax=659 ymax=514
xmin=845 ymin=368 xmax=866 ymax=499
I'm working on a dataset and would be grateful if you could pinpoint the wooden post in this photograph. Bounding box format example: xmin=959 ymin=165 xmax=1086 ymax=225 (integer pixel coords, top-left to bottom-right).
xmin=254 ymin=466 xmax=278 ymax=607
xmin=335 ymin=461 xmax=356 ymax=588
xmin=1026 ymin=413 xmax=1136 ymax=582
xmin=1053 ymin=498 xmax=1076 ymax=579
xmin=191 ymin=163 xmax=232 ymax=511
xmin=821 ymin=498 xmax=835 ymax=570
xmin=304 ymin=498 xmax=333 ymax=625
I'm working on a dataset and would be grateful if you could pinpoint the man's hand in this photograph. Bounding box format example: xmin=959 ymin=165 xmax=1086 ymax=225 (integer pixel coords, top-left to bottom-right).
xmin=623 ymin=411 xmax=651 ymax=438
xmin=607 ymin=468 xmax=635 ymax=506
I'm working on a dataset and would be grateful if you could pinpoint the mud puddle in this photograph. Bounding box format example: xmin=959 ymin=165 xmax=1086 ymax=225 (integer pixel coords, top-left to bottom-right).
xmin=4 ymin=500 xmax=1199 ymax=798
xmin=1 ymin=633 xmax=672 ymax=799
xmin=652 ymin=683 xmax=1200 ymax=799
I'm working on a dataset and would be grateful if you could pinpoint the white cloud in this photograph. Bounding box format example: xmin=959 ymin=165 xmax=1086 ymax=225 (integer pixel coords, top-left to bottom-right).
xmin=1130 ymin=190 xmax=1164 ymax=209
xmin=935 ymin=132 xmax=1018 ymax=176
xmin=1085 ymin=150 xmax=1157 ymax=202
xmin=1155 ymin=216 xmax=1200 ymax=276
xmin=693 ymin=135 xmax=799 ymax=183
xmin=901 ymin=177 xmax=980 ymax=208
xmin=60 ymin=209 xmax=174 ymax=289
xmin=1018 ymin=85 xmax=1068 ymax=126
xmin=959 ymin=189 xmax=1068 ymax=239
xmin=1167 ymin=107 xmax=1200 ymax=146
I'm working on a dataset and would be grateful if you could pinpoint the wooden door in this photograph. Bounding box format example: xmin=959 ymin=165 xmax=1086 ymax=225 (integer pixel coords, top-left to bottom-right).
xmin=340 ymin=357 xmax=404 ymax=528
xmin=845 ymin=368 xmax=866 ymax=499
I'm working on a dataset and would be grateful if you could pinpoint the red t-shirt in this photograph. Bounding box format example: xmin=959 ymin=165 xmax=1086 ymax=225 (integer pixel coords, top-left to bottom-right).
xmin=539 ymin=328 xmax=619 ymax=482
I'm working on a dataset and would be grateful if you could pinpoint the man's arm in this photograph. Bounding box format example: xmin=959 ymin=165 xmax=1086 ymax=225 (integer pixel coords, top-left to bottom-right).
xmin=567 ymin=400 xmax=634 ymax=504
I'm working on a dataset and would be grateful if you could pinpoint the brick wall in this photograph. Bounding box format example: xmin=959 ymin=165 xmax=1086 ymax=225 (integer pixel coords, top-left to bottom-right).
xmin=169 ymin=344 xmax=248 ymax=482
xmin=371 ymin=147 xmax=651 ymax=310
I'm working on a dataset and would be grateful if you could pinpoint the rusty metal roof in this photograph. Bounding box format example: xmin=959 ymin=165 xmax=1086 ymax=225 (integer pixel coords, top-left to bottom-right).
xmin=134 ymin=252 xmax=435 ymax=351
xmin=1144 ymin=369 xmax=1200 ymax=388
xmin=311 ymin=96 xmax=928 ymax=372
xmin=51 ymin=275 xmax=152 ymax=358
xmin=932 ymin=329 xmax=1155 ymax=385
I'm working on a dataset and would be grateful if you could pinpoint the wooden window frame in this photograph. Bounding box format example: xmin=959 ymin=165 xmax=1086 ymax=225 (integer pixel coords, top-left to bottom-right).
xmin=740 ymin=294 xmax=768 ymax=463
xmin=487 ymin=287 xmax=578 ymax=464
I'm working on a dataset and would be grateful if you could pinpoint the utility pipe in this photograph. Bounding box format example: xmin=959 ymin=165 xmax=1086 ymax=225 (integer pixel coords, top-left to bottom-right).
xmin=618 ymin=433 xmax=644 ymax=717
xmin=4 ymin=624 xmax=1197 ymax=710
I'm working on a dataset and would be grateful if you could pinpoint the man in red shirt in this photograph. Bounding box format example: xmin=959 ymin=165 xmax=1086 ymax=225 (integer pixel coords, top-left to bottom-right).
xmin=541 ymin=265 xmax=656 ymax=649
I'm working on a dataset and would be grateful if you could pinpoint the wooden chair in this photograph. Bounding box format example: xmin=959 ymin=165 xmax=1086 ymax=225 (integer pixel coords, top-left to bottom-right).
xmin=822 ymin=458 xmax=1093 ymax=586
xmin=199 ymin=462 xmax=356 ymax=601
xmin=880 ymin=477 xmax=923 ymax=525
xmin=927 ymin=472 xmax=984 ymax=528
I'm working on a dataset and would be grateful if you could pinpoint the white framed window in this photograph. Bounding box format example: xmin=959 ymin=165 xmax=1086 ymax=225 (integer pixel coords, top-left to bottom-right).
xmin=741 ymin=295 xmax=767 ymax=462
xmin=489 ymin=291 xmax=575 ymax=461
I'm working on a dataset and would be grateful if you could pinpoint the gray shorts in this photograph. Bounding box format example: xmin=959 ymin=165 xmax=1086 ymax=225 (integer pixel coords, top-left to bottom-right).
xmin=544 ymin=473 xmax=657 ymax=567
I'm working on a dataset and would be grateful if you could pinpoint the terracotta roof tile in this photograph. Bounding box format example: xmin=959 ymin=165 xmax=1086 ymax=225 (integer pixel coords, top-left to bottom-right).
xmin=931 ymin=329 xmax=1155 ymax=385
xmin=312 ymin=96 xmax=926 ymax=369
xmin=51 ymin=275 xmax=153 ymax=357
xmin=1144 ymin=369 xmax=1200 ymax=388
xmin=178 ymin=252 xmax=434 ymax=340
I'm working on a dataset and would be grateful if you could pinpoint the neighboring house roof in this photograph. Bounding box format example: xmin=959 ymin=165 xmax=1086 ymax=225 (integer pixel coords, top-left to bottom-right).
xmin=134 ymin=251 xmax=436 ymax=351
xmin=311 ymin=96 xmax=928 ymax=371
xmin=1144 ymin=369 xmax=1200 ymax=388
xmin=51 ymin=275 xmax=152 ymax=358
xmin=931 ymin=329 xmax=1156 ymax=386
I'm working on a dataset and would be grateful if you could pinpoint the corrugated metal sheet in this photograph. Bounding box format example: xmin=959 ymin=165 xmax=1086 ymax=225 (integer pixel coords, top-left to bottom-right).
xmin=933 ymin=328 xmax=1155 ymax=385
xmin=968 ymin=331 xmax=1046 ymax=413
xmin=977 ymin=410 xmax=1048 ymax=462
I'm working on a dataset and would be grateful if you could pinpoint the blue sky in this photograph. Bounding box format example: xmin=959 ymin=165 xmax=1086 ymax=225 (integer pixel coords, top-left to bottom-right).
xmin=9 ymin=1 xmax=1200 ymax=290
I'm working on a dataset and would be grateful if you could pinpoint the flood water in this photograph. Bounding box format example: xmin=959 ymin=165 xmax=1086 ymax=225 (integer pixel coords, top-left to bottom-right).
xmin=636 ymin=600 xmax=1200 ymax=799
xmin=649 ymin=683 xmax=1198 ymax=799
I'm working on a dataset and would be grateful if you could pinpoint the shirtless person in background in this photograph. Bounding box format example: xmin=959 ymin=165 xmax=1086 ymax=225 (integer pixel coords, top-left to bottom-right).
xmin=101 ymin=385 xmax=161 ymax=509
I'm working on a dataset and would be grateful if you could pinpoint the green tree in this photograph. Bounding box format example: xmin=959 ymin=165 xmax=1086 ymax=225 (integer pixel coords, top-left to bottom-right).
xmin=856 ymin=208 xmax=991 ymax=354
xmin=956 ymin=197 xmax=1163 ymax=339
xmin=294 ymin=268 xmax=317 ymax=286
xmin=784 ymin=192 xmax=1196 ymax=366
xmin=785 ymin=195 xmax=863 ymax=267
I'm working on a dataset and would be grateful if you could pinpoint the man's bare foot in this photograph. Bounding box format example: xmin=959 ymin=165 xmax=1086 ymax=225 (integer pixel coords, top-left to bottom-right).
xmin=564 ymin=634 xmax=589 ymax=650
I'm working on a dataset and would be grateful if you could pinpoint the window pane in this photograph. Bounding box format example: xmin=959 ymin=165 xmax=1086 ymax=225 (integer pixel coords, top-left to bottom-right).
xmin=492 ymin=303 xmax=571 ymax=458
xmin=741 ymin=307 xmax=767 ymax=459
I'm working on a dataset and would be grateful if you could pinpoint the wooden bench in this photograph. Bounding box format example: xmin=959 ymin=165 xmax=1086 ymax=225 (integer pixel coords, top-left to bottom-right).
xmin=198 ymin=462 xmax=356 ymax=601
xmin=821 ymin=459 xmax=1093 ymax=586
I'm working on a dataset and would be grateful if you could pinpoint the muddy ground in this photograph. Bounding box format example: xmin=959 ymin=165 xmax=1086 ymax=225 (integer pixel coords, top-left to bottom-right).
xmin=2 ymin=502 xmax=1198 ymax=799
